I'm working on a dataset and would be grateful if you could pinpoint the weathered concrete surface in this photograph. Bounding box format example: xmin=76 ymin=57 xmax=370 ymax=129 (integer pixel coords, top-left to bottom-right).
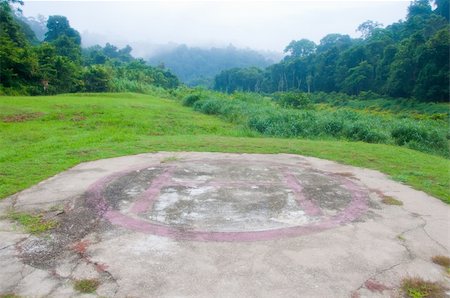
xmin=0 ymin=152 xmax=448 ymax=297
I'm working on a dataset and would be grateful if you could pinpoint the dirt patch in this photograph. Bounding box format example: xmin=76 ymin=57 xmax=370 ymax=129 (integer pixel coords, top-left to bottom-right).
xmin=17 ymin=194 xmax=104 ymax=269
xmin=2 ymin=112 xmax=44 ymax=123
xmin=71 ymin=113 xmax=87 ymax=122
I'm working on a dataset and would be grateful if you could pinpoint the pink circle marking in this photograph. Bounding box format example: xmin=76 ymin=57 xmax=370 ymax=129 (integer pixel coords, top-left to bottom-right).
xmin=86 ymin=163 xmax=369 ymax=242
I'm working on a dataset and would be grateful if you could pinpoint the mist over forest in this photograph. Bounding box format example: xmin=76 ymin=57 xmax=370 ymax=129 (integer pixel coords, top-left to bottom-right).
xmin=12 ymin=9 xmax=283 ymax=88
xmin=147 ymin=45 xmax=279 ymax=87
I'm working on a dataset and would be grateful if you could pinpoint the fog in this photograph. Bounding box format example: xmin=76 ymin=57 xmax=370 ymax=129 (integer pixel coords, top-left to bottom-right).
xmin=22 ymin=0 xmax=411 ymax=57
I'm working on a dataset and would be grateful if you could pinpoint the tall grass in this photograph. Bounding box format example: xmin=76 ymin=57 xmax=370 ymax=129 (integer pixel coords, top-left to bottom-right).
xmin=309 ymin=91 xmax=449 ymax=121
xmin=182 ymin=91 xmax=449 ymax=157
xmin=110 ymin=78 xmax=174 ymax=99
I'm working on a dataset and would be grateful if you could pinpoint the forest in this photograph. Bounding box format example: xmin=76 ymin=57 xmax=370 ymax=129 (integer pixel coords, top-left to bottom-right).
xmin=0 ymin=0 xmax=179 ymax=95
xmin=148 ymin=45 xmax=275 ymax=87
xmin=1 ymin=0 xmax=449 ymax=103
xmin=213 ymin=0 xmax=449 ymax=102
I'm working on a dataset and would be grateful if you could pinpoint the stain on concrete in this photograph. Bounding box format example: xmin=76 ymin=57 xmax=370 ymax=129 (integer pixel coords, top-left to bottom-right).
xmin=85 ymin=159 xmax=369 ymax=241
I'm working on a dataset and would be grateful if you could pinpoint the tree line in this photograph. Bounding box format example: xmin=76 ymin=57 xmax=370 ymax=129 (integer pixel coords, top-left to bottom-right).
xmin=214 ymin=0 xmax=449 ymax=102
xmin=0 ymin=0 xmax=179 ymax=95
xmin=148 ymin=44 xmax=274 ymax=87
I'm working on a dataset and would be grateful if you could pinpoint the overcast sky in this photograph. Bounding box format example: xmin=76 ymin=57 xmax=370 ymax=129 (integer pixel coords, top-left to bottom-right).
xmin=22 ymin=1 xmax=411 ymax=56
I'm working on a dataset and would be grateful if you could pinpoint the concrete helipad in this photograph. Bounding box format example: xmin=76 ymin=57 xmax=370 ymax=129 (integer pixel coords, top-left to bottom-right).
xmin=0 ymin=152 xmax=448 ymax=297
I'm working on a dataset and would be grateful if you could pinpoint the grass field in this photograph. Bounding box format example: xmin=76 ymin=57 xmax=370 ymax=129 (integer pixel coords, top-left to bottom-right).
xmin=1 ymin=93 xmax=449 ymax=203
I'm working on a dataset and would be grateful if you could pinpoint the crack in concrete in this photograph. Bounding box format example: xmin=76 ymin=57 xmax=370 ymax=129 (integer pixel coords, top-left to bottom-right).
xmin=397 ymin=223 xmax=424 ymax=260
xmin=99 ymin=266 xmax=120 ymax=296
xmin=10 ymin=262 xmax=36 ymax=294
xmin=0 ymin=243 xmax=15 ymax=251
xmin=418 ymin=216 xmax=448 ymax=252
xmin=355 ymin=259 xmax=406 ymax=294
xmin=353 ymin=217 xmax=426 ymax=296
xmin=45 ymin=281 xmax=64 ymax=297
xmin=68 ymin=236 xmax=120 ymax=296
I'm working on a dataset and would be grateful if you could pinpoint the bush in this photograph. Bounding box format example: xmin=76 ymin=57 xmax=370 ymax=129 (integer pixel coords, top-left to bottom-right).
xmin=83 ymin=65 xmax=111 ymax=92
xmin=321 ymin=118 xmax=345 ymax=136
xmin=391 ymin=122 xmax=449 ymax=156
xmin=248 ymin=114 xmax=303 ymax=137
xmin=182 ymin=94 xmax=202 ymax=106
xmin=276 ymin=92 xmax=311 ymax=109
xmin=391 ymin=123 xmax=429 ymax=146
xmin=193 ymin=99 xmax=222 ymax=115
xmin=344 ymin=122 xmax=388 ymax=143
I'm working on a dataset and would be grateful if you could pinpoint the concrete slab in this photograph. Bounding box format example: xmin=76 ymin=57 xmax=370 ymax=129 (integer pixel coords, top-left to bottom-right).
xmin=0 ymin=152 xmax=448 ymax=297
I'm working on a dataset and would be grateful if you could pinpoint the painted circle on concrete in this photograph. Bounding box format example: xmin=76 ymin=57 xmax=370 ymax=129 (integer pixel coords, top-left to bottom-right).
xmin=85 ymin=159 xmax=368 ymax=242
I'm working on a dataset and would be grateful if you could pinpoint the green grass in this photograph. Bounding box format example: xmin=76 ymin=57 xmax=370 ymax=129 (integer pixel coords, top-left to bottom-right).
xmin=401 ymin=277 xmax=446 ymax=298
xmin=73 ymin=279 xmax=99 ymax=293
xmin=8 ymin=212 xmax=58 ymax=234
xmin=0 ymin=92 xmax=449 ymax=203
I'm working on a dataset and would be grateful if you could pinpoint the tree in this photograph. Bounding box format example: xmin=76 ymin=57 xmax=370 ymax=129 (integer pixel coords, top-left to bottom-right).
xmin=357 ymin=20 xmax=383 ymax=39
xmin=317 ymin=34 xmax=353 ymax=53
xmin=284 ymin=39 xmax=316 ymax=58
xmin=413 ymin=27 xmax=450 ymax=100
xmin=433 ymin=0 xmax=449 ymax=20
xmin=84 ymin=65 xmax=111 ymax=92
xmin=342 ymin=61 xmax=373 ymax=95
xmin=83 ymin=45 xmax=107 ymax=65
xmin=407 ymin=0 xmax=432 ymax=19
xmin=0 ymin=0 xmax=38 ymax=89
xmin=213 ymin=67 xmax=264 ymax=93
xmin=51 ymin=35 xmax=81 ymax=62
xmin=34 ymin=41 xmax=82 ymax=93
xmin=45 ymin=15 xmax=80 ymax=45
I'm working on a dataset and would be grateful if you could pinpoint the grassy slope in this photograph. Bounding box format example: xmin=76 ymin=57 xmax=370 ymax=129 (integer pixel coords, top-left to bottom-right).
xmin=0 ymin=93 xmax=448 ymax=203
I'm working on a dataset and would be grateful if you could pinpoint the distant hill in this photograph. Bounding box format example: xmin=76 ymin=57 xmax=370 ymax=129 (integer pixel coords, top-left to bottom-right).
xmin=148 ymin=44 xmax=278 ymax=87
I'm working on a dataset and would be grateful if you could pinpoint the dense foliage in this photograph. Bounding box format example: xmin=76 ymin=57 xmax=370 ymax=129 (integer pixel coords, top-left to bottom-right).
xmin=178 ymin=90 xmax=449 ymax=157
xmin=0 ymin=1 xmax=179 ymax=95
xmin=213 ymin=0 xmax=450 ymax=102
xmin=148 ymin=45 xmax=274 ymax=87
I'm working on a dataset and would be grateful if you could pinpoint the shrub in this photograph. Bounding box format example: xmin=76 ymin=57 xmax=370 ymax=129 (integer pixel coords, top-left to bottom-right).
xmin=391 ymin=121 xmax=448 ymax=156
xmin=344 ymin=122 xmax=388 ymax=143
xmin=248 ymin=112 xmax=319 ymax=138
xmin=276 ymin=92 xmax=311 ymax=109
xmin=391 ymin=123 xmax=428 ymax=146
xmin=83 ymin=65 xmax=111 ymax=92
xmin=193 ymin=99 xmax=222 ymax=115
xmin=321 ymin=118 xmax=345 ymax=136
xmin=182 ymin=94 xmax=202 ymax=106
